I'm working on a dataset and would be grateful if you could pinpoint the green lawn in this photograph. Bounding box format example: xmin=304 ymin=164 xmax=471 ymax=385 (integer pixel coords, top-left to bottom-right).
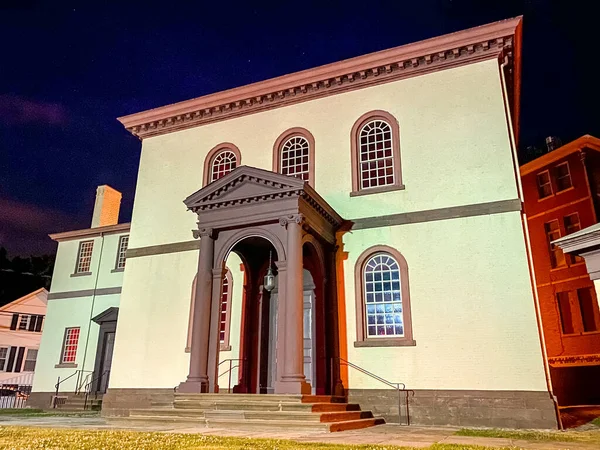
xmin=455 ymin=427 xmax=600 ymax=445
xmin=0 ymin=427 xmax=513 ymax=450
xmin=0 ymin=408 xmax=99 ymax=417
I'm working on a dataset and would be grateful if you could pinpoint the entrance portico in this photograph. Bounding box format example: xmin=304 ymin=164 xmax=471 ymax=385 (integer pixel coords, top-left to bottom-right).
xmin=178 ymin=166 xmax=345 ymax=395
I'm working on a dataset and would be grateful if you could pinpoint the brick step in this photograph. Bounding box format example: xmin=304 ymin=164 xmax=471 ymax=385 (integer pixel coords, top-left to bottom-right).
xmin=130 ymin=408 xmax=373 ymax=424
xmin=173 ymin=400 xmax=359 ymax=412
xmin=202 ymin=417 xmax=384 ymax=432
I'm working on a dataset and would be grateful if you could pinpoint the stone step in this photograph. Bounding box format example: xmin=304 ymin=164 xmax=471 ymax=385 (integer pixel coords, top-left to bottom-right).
xmin=173 ymin=399 xmax=360 ymax=413
xmin=203 ymin=417 xmax=384 ymax=432
xmin=174 ymin=393 xmax=346 ymax=404
xmin=131 ymin=408 xmax=372 ymax=423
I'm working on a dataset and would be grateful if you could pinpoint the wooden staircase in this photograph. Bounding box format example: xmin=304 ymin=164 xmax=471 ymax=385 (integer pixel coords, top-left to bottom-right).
xmin=123 ymin=393 xmax=384 ymax=432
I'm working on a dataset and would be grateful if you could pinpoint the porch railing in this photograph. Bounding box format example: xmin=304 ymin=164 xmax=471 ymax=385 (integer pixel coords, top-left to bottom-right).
xmin=83 ymin=369 xmax=110 ymax=410
xmin=0 ymin=373 xmax=33 ymax=409
xmin=217 ymin=359 xmax=245 ymax=393
xmin=332 ymin=356 xmax=412 ymax=425
xmin=53 ymin=369 xmax=92 ymax=408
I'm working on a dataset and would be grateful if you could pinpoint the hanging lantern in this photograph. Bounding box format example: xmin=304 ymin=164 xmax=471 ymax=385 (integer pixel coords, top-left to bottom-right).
xmin=264 ymin=251 xmax=276 ymax=292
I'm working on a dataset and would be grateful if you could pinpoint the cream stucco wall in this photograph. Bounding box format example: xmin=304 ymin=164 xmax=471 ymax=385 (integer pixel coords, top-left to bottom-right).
xmin=32 ymin=233 xmax=127 ymax=393
xmin=126 ymin=58 xmax=518 ymax=250
xmin=109 ymin=57 xmax=546 ymax=393
xmin=343 ymin=211 xmax=546 ymax=391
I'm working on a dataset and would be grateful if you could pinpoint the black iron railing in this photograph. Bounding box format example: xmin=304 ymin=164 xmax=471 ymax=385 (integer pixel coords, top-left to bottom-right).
xmin=53 ymin=369 xmax=92 ymax=408
xmin=83 ymin=370 xmax=110 ymax=410
xmin=217 ymin=359 xmax=245 ymax=393
xmin=332 ymin=356 xmax=412 ymax=425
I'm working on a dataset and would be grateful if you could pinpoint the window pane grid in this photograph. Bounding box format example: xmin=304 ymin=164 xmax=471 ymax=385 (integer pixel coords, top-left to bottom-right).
xmin=545 ymin=220 xmax=565 ymax=268
xmin=555 ymin=163 xmax=572 ymax=192
xmin=359 ymin=120 xmax=394 ymax=189
xmin=0 ymin=347 xmax=7 ymax=371
xmin=18 ymin=315 xmax=29 ymax=330
xmin=536 ymin=171 xmax=553 ymax=199
xmin=280 ymin=136 xmax=310 ymax=181
xmin=76 ymin=241 xmax=94 ymax=273
xmin=364 ymin=254 xmax=403 ymax=337
xmin=564 ymin=214 xmax=583 ymax=264
xmin=211 ymin=151 xmax=237 ymax=182
xmin=61 ymin=328 xmax=80 ymax=363
xmin=116 ymin=235 xmax=129 ymax=269
xmin=23 ymin=349 xmax=38 ymax=372
xmin=219 ymin=275 xmax=230 ymax=343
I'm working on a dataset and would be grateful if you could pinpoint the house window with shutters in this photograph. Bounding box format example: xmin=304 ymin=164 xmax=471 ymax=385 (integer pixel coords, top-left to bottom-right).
xmin=23 ymin=349 xmax=38 ymax=372
xmin=10 ymin=314 xmax=44 ymax=333
xmin=0 ymin=348 xmax=8 ymax=371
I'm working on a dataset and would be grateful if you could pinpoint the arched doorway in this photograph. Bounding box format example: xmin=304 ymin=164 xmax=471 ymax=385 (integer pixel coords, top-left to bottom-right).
xmin=179 ymin=166 xmax=345 ymax=395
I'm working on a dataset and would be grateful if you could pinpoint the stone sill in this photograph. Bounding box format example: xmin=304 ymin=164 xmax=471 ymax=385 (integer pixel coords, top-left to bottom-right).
xmin=55 ymin=363 xmax=78 ymax=368
xmin=354 ymin=339 xmax=416 ymax=348
xmin=350 ymin=184 xmax=405 ymax=197
xmin=111 ymin=268 xmax=125 ymax=273
xmin=70 ymin=272 xmax=92 ymax=278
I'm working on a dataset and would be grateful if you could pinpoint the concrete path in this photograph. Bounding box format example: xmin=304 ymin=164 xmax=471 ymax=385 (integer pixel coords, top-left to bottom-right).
xmin=0 ymin=416 xmax=598 ymax=449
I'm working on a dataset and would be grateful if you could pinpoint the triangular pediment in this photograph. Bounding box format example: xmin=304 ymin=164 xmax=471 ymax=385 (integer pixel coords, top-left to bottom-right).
xmin=184 ymin=166 xmax=306 ymax=210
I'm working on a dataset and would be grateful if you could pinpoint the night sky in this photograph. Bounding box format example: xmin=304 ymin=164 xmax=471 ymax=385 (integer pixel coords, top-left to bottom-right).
xmin=1 ymin=1 xmax=598 ymax=257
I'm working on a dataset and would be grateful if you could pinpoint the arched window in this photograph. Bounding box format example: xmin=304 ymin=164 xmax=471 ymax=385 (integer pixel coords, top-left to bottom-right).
xmin=354 ymin=246 xmax=414 ymax=347
xmin=211 ymin=151 xmax=237 ymax=182
xmin=186 ymin=269 xmax=233 ymax=352
xmin=273 ymin=127 xmax=315 ymax=186
xmin=350 ymin=111 xmax=403 ymax=196
xmin=203 ymin=143 xmax=242 ymax=186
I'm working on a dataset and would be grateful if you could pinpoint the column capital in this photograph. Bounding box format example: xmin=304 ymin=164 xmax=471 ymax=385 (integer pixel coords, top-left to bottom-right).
xmin=192 ymin=227 xmax=216 ymax=239
xmin=279 ymin=214 xmax=305 ymax=228
xmin=211 ymin=267 xmax=227 ymax=279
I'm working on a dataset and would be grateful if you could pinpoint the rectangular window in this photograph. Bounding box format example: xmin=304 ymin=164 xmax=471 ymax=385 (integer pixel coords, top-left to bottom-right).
xmin=0 ymin=347 xmax=8 ymax=371
xmin=564 ymin=213 xmax=584 ymax=264
xmin=545 ymin=220 xmax=566 ymax=268
xmin=557 ymin=291 xmax=574 ymax=334
xmin=23 ymin=349 xmax=38 ymax=372
xmin=18 ymin=315 xmax=30 ymax=331
xmin=61 ymin=328 xmax=80 ymax=364
xmin=75 ymin=240 xmax=94 ymax=274
xmin=577 ymin=288 xmax=598 ymax=332
xmin=115 ymin=235 xmax=129 ymax=270
xmin=554 ymin=162 xmax=573 ymax=192
xmin=536 ymin=170 xmax=553 ymax=199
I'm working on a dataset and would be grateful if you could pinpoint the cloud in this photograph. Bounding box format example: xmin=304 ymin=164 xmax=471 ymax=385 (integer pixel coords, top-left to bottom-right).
xmin=0 ymin=94 xmax=68 ymax=126
xmin=0 ymin=196 xmax=77 ymax=235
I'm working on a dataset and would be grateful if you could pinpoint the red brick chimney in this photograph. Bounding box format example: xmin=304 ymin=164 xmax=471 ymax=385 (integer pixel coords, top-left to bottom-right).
xmin=91 ymin=185 xmax=122 ymax=228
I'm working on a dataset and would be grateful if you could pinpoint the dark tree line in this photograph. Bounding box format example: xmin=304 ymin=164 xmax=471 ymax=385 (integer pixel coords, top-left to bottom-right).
xmin=0 ymin=247 xmax=54 ymax=307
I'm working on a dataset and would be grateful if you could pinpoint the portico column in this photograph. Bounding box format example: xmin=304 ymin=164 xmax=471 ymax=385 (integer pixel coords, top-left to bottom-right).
xmin=275 ymin=214 xmax=310 ymax=394
xmin=179 ymin=228 xmax=215 ymax=393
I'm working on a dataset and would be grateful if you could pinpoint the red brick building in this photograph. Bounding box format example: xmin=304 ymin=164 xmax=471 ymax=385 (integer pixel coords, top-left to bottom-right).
xmin=521 ymin=135 xmax=600 ymax=406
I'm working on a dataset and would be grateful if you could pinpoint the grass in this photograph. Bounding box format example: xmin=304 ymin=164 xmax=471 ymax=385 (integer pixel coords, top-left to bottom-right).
xmin=0 ymin=408 xmax=99 ymax=417
xmin=456 ymin=427 xmax=600 ymax=444
xmin=0 ymin=427 xmax=515 ymax=450
xmin=593 ymin=417 xmax=600 ymax=427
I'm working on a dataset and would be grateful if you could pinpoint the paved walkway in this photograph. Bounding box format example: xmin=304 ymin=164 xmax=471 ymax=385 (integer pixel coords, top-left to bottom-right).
xmin=0 ymin=416 xmax=598 ymax=449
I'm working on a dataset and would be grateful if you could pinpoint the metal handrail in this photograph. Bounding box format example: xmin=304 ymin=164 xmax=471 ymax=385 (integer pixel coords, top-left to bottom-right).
xmin=83 ymin=370 xmax=110 ymax=410
xmin=333 ymin=356 xmax=411 ymax=425
xmin=53 ymin=369 xmax=92 ymax=408
xmin=217 ymin=359 xmax=245 ymax=393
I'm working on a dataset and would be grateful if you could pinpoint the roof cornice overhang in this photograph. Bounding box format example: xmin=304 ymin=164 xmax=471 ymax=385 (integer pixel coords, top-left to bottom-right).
xmin=520 ymin=135 xmax=600 ymax=176
xmin=553 ymin=225 xmax=600 ymax=255
xmin=49 ymin=222 xmax=131 ymax=242
xmin=119 ymin=17 xmax=522 ymax=140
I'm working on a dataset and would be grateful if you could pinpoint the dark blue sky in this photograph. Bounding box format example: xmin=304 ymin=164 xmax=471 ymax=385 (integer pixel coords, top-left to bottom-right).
xmin=1 ymin=1 xmax=597 ymax=256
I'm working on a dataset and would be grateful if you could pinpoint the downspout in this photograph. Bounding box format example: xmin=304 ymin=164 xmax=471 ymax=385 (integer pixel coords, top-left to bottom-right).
xmin=79 ymin=232 xmax=105 ymax=390
xmin=499 ymin=56 xmax=563 ymax=430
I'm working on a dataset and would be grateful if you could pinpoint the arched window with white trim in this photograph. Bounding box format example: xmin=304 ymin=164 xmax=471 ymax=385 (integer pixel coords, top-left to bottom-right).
xmin=354 ymin=246 xmax=414 ymax=347
xmin=273 ymin=127 xmax=315 ymax=186
xmin=350 ymin=111 xmax=404 ymax=196
xmin=211 ymin=150 xmax=238 ymax=182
